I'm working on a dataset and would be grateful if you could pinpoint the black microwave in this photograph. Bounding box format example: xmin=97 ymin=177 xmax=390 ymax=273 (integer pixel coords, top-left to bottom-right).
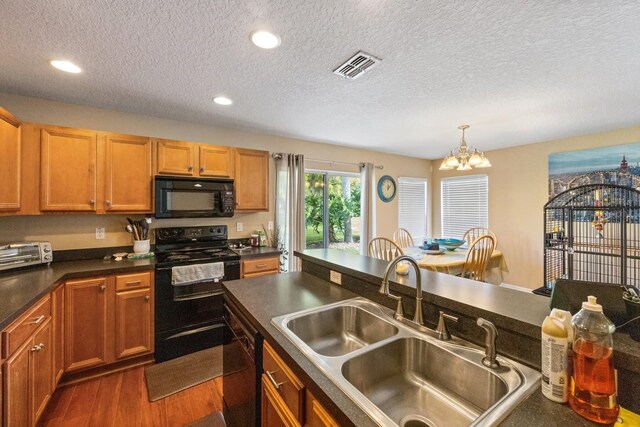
xmin=155 ymin=176 xmax=235 ymax=218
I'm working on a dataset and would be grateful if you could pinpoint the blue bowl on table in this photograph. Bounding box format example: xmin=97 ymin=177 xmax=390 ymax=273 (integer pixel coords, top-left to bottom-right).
xmin=433 ymin=238 xmax=465 ymax=251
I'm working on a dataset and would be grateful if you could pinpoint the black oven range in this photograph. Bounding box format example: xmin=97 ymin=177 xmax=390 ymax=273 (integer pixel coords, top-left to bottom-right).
xmin=154 ymin=225 xmax=240 ymax=362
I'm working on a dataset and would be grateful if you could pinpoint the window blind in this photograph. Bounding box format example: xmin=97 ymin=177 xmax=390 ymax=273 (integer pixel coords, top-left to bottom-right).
xmin=441 ymin=175 xmax=488 ymax=239
xmin=398 ymin=177 xmax=427 ymax=244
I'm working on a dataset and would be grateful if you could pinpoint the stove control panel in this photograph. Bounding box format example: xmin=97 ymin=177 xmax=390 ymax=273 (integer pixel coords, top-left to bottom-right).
xmin=156 ymin=225 xmax=227 ymax=244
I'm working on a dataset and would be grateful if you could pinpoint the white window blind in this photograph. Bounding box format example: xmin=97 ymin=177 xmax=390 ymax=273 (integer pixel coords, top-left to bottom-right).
xmin=398 ymin=177 xmax=427 ymax=244
xmin=441 ymin=175 xmax=488 ymax=239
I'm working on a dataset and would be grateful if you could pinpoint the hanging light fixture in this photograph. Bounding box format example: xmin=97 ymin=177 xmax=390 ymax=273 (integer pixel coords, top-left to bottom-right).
xmin=439 ymin=125 xmax=491 ymax=171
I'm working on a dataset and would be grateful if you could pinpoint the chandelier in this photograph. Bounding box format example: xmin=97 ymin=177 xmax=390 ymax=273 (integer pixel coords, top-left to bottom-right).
xmin=439 ymin=125 xmax=491 ymax=171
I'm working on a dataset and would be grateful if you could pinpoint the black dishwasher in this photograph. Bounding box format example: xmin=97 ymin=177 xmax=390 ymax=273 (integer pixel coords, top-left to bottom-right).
xmin=222 ymin=295 xmax=263 ymax=427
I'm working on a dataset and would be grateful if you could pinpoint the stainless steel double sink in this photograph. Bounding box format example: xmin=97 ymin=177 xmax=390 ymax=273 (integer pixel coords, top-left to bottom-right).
xmin=272 ymin=297 xmax=540 ymax=427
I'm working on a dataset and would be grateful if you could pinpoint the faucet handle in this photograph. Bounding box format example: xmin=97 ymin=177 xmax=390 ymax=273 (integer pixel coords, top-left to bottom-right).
xmin=436 ymin=311 xmax=458 ymax=341
xmin=387 ymin=293 xmax=404 ymax=320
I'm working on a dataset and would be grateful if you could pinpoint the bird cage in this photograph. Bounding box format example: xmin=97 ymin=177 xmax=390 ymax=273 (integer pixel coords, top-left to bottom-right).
xmin=544 ymin=184 xmax=640 ymax=290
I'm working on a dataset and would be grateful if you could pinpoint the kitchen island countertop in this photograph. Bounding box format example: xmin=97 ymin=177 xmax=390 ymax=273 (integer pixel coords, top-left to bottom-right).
xmin=223 ymin=271 xmax=600 ymax=426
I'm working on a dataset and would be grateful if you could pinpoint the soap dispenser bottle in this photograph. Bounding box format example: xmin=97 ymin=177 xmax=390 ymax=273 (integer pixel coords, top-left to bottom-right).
xmin=569 ymin=296 xmax=619 ymax=424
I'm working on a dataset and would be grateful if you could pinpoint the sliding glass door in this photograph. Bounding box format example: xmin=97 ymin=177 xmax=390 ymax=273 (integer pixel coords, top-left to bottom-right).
xmin=305 ymin=171 xmax=361 ymax=253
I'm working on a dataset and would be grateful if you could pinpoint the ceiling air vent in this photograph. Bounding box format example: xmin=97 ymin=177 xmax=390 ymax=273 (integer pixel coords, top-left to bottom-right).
xmin=333 ymin=51 xmax=382 ymax=80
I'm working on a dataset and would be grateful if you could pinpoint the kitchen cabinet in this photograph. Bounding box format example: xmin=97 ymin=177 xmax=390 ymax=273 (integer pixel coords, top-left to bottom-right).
xmin=2 ymin=295 xmax=53 ymax=427
xmin=157 ymin=139 xmax=234 ymax=178
xmin=241 ymin=255 xmax=280 ymax=278
xmin=0 ymin=107 xmax=22 ymax=212
xmin=51 ymin=284 xmax=64 ymax=386
xmin=115 ymin=287 xmax=153 ymax=360
xmin=104 ymin=133 xmax=153 ymax=212
xmin=261 ymin=341 xmax=340 ymax=427
xmin=65 ymin=277 xmax=109 ymax=372
xmin=64 ymin=271 xmax=154 ymax=372
xmin=40 ymin=126 xmax=98 ymax=211
xmin=234 ymin=148 xmax=269 ymax=211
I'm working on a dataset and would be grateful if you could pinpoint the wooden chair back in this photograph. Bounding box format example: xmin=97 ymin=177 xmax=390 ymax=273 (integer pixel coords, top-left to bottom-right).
xmin=393 ymin=228 xmax=414 ymax=248
xmin=463 ymin=227 xmax=498 ymax=249
xmin=368 ymin=237 xmax=404 ymax=261
xmin=460 ymin=235 xmax=496 ymax=282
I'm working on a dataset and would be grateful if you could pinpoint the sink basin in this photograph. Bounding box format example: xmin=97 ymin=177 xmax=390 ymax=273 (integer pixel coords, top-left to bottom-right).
xmin=342 ymin=337 xmax=508 ymax=427
xmin=272 ymin=298 xmax=540 ymax=426
xmin=286 ymin=304 xmax=398 ymax=356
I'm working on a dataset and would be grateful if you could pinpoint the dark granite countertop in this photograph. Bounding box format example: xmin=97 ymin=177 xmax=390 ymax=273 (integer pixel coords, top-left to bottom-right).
xmin=233 ymin=246 xmax=282 ymax=259
xmin=0 ymin=258 xmax=154 ymax=330
xmin=223 ymin=271 xmax=600 ymax=426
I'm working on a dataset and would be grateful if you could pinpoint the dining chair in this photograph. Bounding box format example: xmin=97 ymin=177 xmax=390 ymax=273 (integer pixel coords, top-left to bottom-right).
xmin=368 ymin=237 xmax=404 ymax=261
xmin=460 ymin=235 xmax=496 ymax=282
xmin=392 ymin=228 xmax=414 ymax=248
xmin=463 ymin=227 xmax=498 ymax=250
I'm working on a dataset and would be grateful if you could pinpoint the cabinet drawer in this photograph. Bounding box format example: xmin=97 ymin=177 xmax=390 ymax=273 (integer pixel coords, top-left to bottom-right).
xmin=263 ymin=341 xmax=305 ymax=423
xmin=115 ymin=271 xmax=151 ymax=291
xmin=242 ymin=257 xmax=279 ymax=275
xmin=2 ymin=295 xmax=51 ymax=358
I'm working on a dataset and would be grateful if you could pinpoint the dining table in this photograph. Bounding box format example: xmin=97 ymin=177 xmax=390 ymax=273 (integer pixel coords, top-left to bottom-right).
xmin=405 ymin=246 xmax=507 ymax=285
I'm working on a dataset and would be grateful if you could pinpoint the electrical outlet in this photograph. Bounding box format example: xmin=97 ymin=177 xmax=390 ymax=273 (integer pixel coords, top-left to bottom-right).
xmin=236 ymin=222 xmax=243 ymax=232
xmin=145 ymin=217 xmax=152 ymax=224
xmin=268 ymin=221 xmax=274 ymax=230
xmin=95 ymin=227 xmax=105 ymax=240
xmin=330 ymin=270 xmax=342 ymax=285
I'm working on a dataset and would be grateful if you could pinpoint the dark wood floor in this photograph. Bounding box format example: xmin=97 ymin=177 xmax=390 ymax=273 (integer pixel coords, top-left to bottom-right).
xmin=39 ymin=366 xmax=223 ymax=427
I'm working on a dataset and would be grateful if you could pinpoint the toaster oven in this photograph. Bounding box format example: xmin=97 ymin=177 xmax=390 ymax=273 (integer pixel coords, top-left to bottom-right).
xmin=0 ymin=242 xmax=53 ymax=272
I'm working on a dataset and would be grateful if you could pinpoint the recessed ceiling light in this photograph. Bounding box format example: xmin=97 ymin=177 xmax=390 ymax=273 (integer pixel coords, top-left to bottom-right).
xmin=213 ymin=96 xmax=233 ymax=106
xmin=49 ymin=60 xmax=82 ymax=74
xmin=250 ymin=30 xmax=281 ymax=49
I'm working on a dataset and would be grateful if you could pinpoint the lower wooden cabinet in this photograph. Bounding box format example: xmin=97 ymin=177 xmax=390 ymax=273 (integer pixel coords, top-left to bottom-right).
xmin=261 ymin=341 xmax=338 ymax=427
xmin=52 ymin=284 xmax=64 ymax=385
xmin=65 ymin=272 xmax=154 ymax=371
xmin=3 ymin=317 xmax=53 ymax=427
xmin=241 ymin=255 xmax=280 ymax=278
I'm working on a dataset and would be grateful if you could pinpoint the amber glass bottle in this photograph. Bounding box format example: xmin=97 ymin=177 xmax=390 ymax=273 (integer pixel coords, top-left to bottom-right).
xmin=569 ymin=296 xmax=619 ymax=424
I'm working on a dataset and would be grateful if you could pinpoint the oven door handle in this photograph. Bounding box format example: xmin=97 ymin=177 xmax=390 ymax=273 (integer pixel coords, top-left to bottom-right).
xmin=173 ymin=290 xmax=225 ymax=301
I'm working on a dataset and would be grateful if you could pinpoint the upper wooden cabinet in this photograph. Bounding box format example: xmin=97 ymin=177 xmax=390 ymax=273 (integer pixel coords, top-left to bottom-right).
xmin=157 ymin=140 xmax=233 ymax=178
xmin=40 ymin=127 xmax=98 ymax=212
xmin=200 ymin=145 xmax=233 ymax=177
xmin=0 ymin=108 xmax=22 ymax=212
xmin=235 ymin=148 xmax=269 ymax=211
xmin=104 ymin=133 xmax=153 ymax=212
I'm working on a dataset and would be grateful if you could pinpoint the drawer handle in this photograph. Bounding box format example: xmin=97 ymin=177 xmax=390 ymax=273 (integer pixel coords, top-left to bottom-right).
xmin=30 ymin=343 xmax=44 ymax=352
xmin=126 ymin=280 xmax=142 ymax=285
xmin=27 ymin=315 xmax=45 ymax=325
xmin=265 ymin=370 xmax=285 ymax=390
xmin=256 ymin=263 xmax=267 ymax=268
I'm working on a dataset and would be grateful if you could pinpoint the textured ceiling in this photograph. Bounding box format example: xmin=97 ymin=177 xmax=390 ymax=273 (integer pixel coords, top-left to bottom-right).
xmin=1 ymin=1 xmax=640 ymax=158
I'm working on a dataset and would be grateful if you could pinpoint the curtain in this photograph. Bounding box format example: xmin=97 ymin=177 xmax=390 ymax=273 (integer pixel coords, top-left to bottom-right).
xmin=359 ymin=162 xmax=375 ymax=255
xmin=275 ymin=154 xmax=305 ymax=272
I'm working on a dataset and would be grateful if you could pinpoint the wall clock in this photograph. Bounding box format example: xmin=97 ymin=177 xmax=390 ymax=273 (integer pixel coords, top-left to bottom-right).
xmin=377 ymin=175 xmax=397 ymax=202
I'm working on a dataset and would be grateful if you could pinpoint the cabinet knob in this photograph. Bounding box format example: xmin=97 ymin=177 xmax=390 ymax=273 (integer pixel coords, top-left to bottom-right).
xmin=89 ymin=199 xmax=96 ymax=204
xmin=200 ymin=166 xmax=205 ymax=173
xmin=106 ymin=200 xmax=111 ymax=206
xmin=100 ymin=285 xmax=106 ymax=292
xmin=188 ymin=165 xmax=194 ymax=171
xmin=145 ymin=295 xmax=150 ymax=302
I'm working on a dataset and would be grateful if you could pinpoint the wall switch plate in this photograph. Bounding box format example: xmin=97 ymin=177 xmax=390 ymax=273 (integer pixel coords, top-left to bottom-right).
xmin=330 ymin=270 xmax=342 ymax=285
xmin=268 ymin=221 xmax=274 ymax=230
xmin=236 ymin=222 xmax=243 ymax=232
xmin=95 ymin=227 xmax=105 ymax=240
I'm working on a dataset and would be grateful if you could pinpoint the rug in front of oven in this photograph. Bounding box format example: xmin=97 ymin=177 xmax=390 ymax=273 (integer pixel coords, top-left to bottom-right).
xmin=145 ymin=346 xmax=221 ymax=402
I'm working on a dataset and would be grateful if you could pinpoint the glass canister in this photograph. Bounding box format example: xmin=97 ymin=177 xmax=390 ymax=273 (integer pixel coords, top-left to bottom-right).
xmin=569 ymin=296 xmax=619 ymax=424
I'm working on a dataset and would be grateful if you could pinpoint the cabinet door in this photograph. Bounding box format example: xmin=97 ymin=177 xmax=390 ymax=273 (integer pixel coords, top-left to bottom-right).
xmin=234 ymin=148 xmax=269 ymax=211
xmin=3 ymin=340 xmax=30 ymax=427
xmin=305 ymin=391 xmax=338 ymax=427
xmin=199 ymin=145 xmax=233 ymax=177
xmin=65 ymin=277 xmax=109 ymax=371
xmin=31 ymin=320 xmax=53 ymax=426
xmin=104 ymin=134 xmax=153 ymax=212
xmin=261 ymin=375 xmax=301 ymax=427
xmin=114 ymin=288 xmax=153 ymax=360
xmin=40 ymin=127 xmax=97 ymax=211
xmin=51 ymin=284 xmax=64 ymax=386
xmin=157 ymin=140 xmax=196 ymax=176
xmin=0 ymin=108 xmax=21 ymax=212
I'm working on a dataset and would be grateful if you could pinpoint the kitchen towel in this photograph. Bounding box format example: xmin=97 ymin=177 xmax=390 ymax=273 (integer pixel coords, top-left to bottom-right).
xmin=171 ymin=262 xmax=224 ymax=286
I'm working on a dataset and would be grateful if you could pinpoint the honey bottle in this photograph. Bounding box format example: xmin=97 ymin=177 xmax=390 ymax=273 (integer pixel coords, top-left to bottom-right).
xmin=569 ymin=296 xmax=619 ymax=424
